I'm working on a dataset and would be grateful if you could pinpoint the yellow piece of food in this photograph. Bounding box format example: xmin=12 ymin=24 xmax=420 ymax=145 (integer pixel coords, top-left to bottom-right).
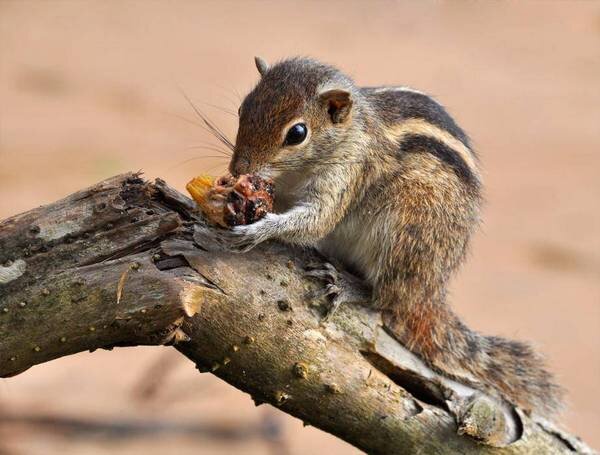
xmin=186 ymin=175 xmax=214 ymax=204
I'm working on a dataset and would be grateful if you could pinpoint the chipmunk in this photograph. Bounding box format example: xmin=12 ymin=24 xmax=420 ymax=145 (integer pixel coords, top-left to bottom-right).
xmin=196 ymin=56 xmax=563 ymax=417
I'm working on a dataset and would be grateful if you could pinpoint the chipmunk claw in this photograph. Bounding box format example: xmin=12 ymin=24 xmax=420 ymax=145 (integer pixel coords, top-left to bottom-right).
xmin=193 ymin=223 xmax=262 ymax=253
xmin=307 ymin=282 xmax=341 ymax=301
xmin=304 ymin=262 xmax=338 ymax=282
xmin=304 ymin=261 xmax=370 ymax=321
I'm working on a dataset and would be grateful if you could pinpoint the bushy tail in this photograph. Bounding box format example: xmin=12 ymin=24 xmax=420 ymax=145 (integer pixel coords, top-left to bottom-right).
xmin=383 ymin=304 xmax=564 ymax=417
xmin=471 ymin=331 xmax=563 ymax=416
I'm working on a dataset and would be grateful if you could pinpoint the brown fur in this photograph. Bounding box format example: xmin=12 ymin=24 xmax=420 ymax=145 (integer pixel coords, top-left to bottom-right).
xmin=226 ymin=57 xmax=563 ymax=417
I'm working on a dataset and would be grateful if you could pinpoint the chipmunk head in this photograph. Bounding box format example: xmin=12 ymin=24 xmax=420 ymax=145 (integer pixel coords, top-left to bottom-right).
xmin=230 ymin=57 xmax=357 ymax=177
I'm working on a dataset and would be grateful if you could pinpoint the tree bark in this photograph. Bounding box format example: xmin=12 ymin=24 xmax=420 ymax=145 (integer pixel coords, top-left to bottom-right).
xmin=0 ymin=173 xmax=594 ymax=454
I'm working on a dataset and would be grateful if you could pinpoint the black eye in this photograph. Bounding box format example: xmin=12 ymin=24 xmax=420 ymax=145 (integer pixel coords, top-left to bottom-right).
xmin=284 ymin=123 xmax=307 ymax=146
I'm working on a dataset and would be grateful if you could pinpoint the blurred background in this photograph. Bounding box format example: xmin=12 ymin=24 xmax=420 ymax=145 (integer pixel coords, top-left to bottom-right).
xmin=1 ymin=1 xmax=598 ymax=453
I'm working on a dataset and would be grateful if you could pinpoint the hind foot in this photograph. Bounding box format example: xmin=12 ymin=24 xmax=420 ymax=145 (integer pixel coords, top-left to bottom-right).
xmin=304 ymin=261 xmax=371 ymax=322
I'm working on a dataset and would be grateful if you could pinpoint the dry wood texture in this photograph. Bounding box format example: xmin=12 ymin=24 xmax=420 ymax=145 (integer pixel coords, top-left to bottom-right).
xmin=0 ymin=174 xmax=594 ymax=454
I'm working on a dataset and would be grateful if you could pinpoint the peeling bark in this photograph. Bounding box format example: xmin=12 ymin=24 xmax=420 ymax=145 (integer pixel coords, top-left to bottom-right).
xmin=0 ymin=174 xmax=595 ymax=454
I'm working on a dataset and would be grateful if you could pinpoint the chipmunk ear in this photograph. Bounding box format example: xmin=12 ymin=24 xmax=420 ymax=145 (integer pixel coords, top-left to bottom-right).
xmin=319 ymin=89 xmax=353 ymax=124
xmin=254 ymin=56 xmax=269 ymax=77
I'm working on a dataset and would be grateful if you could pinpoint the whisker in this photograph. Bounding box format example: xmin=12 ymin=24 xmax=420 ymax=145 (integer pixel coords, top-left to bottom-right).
xmin=232 ymin=87 xmax=243 ymax=103
xmin=189 ymin=139 xmax=233 ymax=154
xmin=167 ymin=111 xmax=233 ymax=156
xmin=183 ymin=154 xmax=229 ymax=160
xmin=166 ymin=155 xmax=228 ymax=172
xmin=186 ymin=144 xmax=232 ymax=157
xmin=178 ymin=87 xmax=235 ymax=151
xmin=201 ymin=101 xmax=238 ymax=117
xmin=167 ymin=112 xmax=207 ymax=129
xmin=268 ymin=156 xmax=370 ymax=171
xmin=214 ymin=83 xmax=243 ymax=103
xmin=204 ymin=161 xmax=229 ymax=174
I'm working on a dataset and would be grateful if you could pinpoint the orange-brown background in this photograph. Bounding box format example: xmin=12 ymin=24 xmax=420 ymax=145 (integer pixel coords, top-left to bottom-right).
xmin=1 ymin=1 xmax=598 ymax=453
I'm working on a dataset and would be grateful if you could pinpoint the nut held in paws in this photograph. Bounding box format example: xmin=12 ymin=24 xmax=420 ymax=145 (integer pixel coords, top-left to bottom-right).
xmin=186 ymin=173 xmax=274 ymax=227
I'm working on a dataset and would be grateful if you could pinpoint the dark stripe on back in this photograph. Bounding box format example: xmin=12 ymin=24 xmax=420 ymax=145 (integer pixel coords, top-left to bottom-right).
xmin=362 ymin=87 xmax=472 ymax=149
xmin=399 ymin=134 xmax=479 ymax=188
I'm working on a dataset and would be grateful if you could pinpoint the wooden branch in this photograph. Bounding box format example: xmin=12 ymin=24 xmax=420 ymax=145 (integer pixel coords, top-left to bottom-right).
xmin=0 ymin=174 xmax=594 ymax=454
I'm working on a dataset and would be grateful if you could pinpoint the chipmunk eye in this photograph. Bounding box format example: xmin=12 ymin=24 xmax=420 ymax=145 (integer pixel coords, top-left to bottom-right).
xmin=284 ymin=123 xmax=307 ymax=146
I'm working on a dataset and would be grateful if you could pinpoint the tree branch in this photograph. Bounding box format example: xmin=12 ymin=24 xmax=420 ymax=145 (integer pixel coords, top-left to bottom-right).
xmin=0 ymin=173 xmax=594 ymax=454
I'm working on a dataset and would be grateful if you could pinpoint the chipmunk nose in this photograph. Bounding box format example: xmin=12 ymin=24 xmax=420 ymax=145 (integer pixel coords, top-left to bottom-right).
xmin=230 ymin=157 xmax=251 ymax=176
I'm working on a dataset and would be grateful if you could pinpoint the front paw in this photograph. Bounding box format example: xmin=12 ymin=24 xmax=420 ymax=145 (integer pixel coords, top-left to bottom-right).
xmin=193 ymin=223 xmax=263 ymax=253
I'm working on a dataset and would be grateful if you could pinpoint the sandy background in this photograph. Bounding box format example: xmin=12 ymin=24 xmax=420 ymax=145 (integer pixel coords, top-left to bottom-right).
xmin=0 ymin=1 xmax=599 ymax=453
